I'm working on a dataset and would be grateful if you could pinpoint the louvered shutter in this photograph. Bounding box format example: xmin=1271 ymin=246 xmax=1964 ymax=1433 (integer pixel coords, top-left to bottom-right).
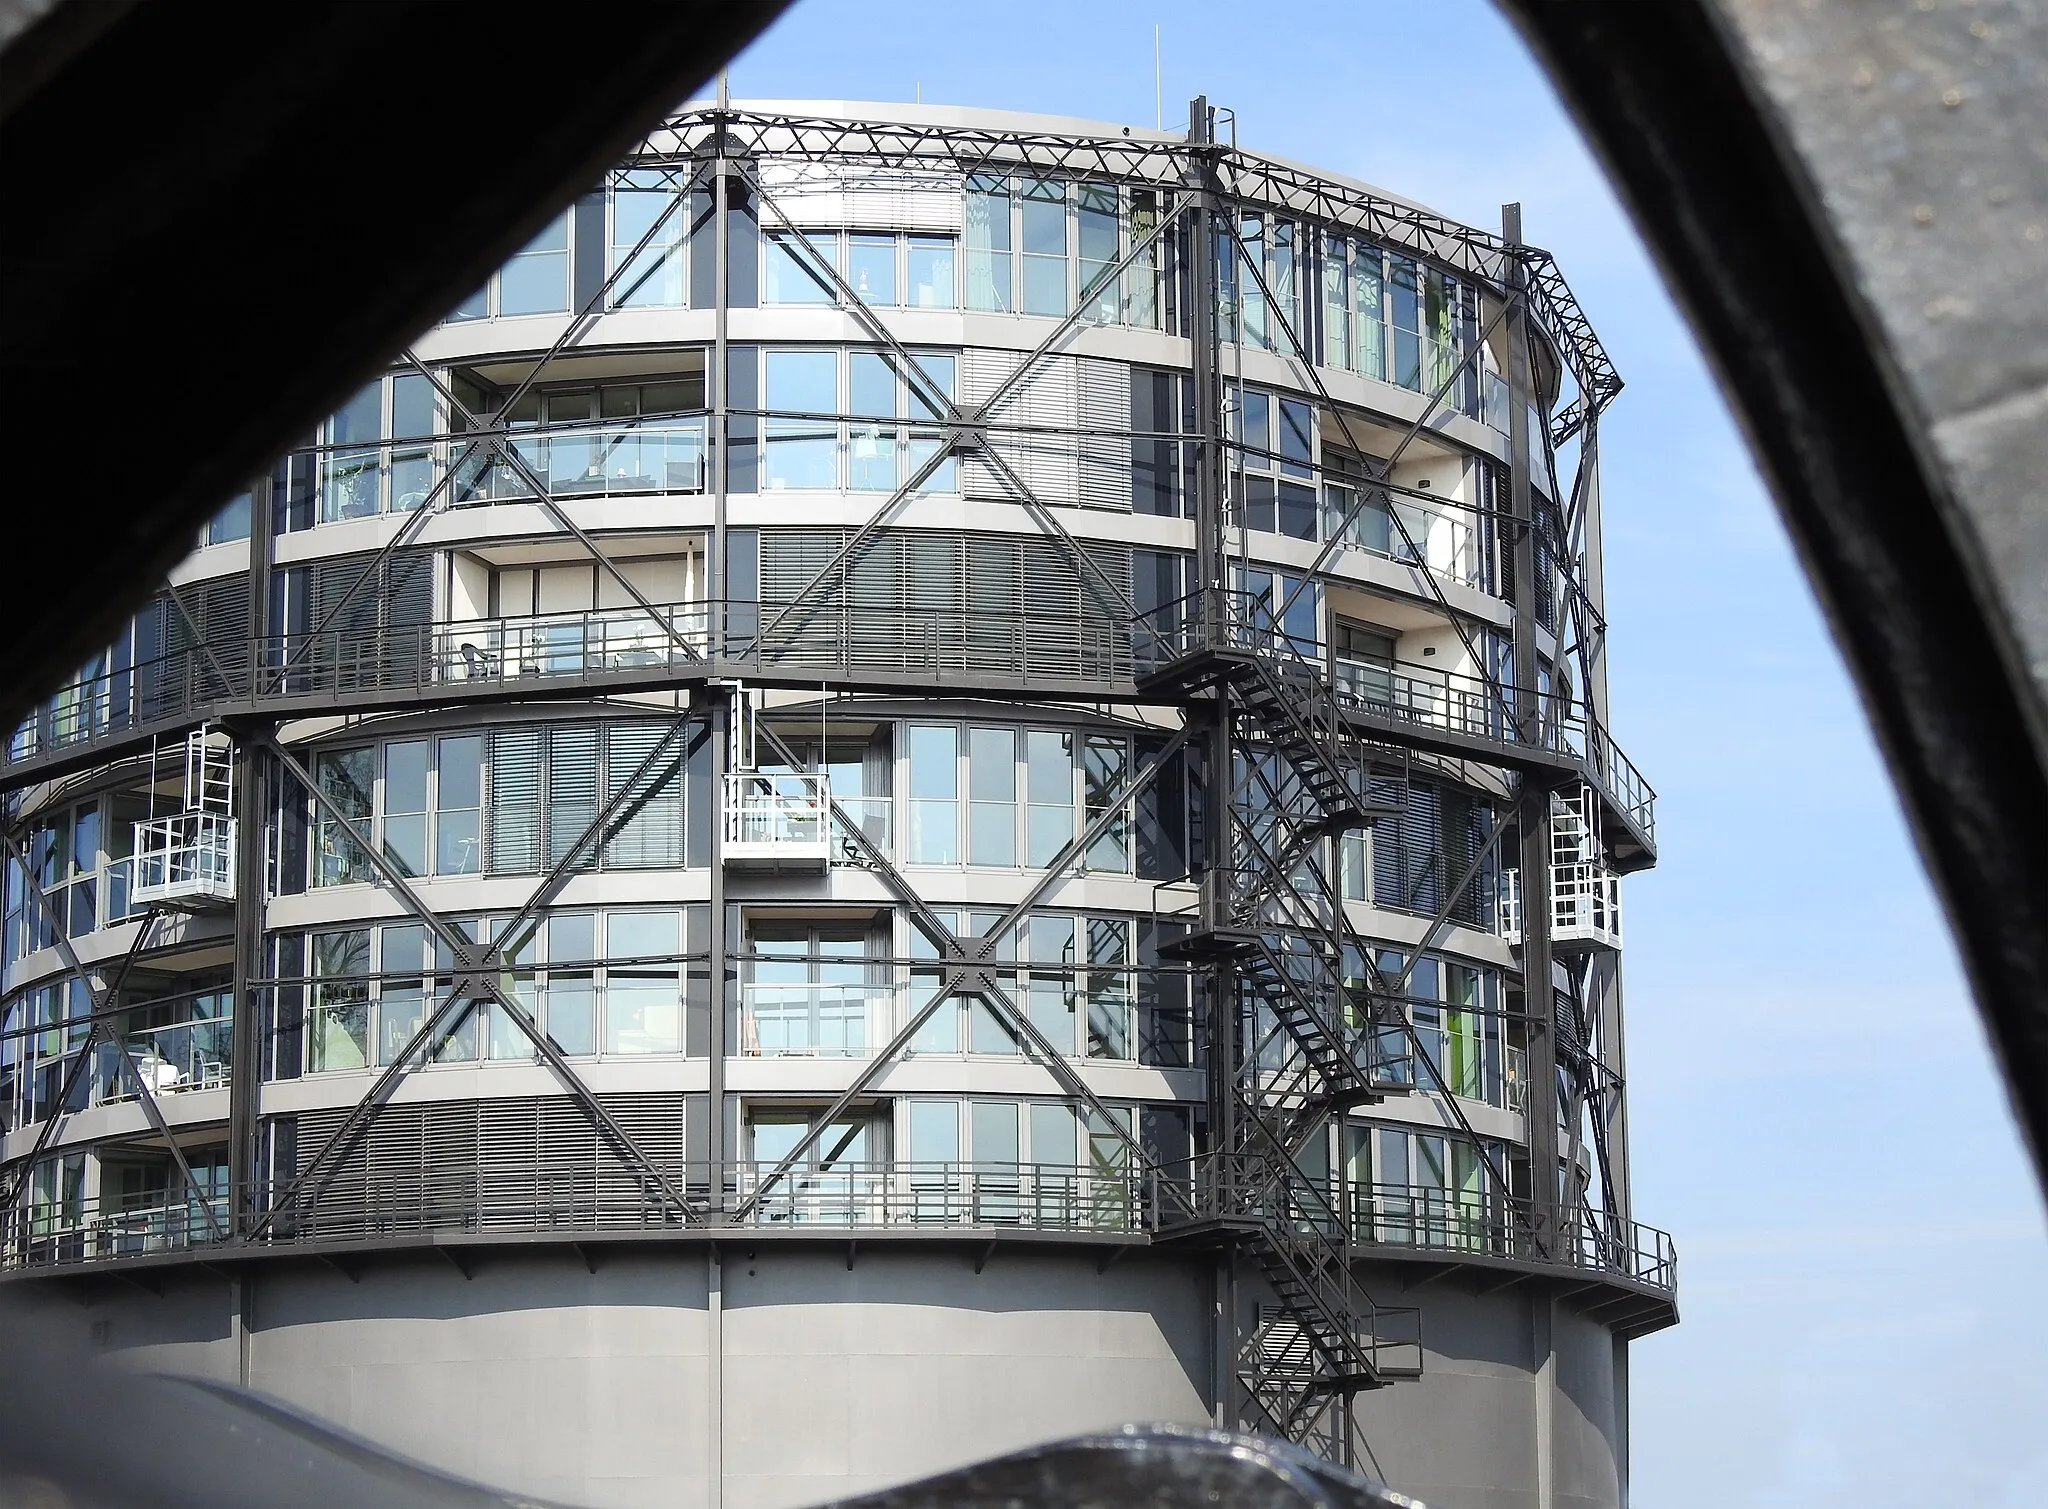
xmin=602 ymin=722 xmax=684 ymax=869
xmin=488 ymin=729 xmax=543 ymax=873
xmin=545 ymin=725 xmax=601 ymax=871
xmin=1076 ymin=358 xmax=1131 ymax=510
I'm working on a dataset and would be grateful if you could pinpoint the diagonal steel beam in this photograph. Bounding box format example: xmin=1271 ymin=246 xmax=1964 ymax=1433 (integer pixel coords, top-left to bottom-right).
xmin=456 ymin=400 xmax=706 ymax=662
xmin=0 ymin=901 xmax=163 ymax=1211
xmin=492 ymin=163 xmax=706 ymax=419
xmin=245 ymin=977 xmax=475 ymax=1239
xmin=492 ymin=715 xmax=695 ymax=961
xmin=969 ymin=189 xmax=1189 ymax=421
xmin=746 ymin=441 xmax=954 ymax=650
xmin=254 ymin=731 xmax=702 ymax=1233
xmin=979 ymin=723 xmax=1197 ymax=940
xmin=731 ymin=718 xmax=1183 ymax=1215
xmin=259 ymin=735 xmax=475 ymax=959
xmin=740 ymin=176 xmax=1171 ymax=641
xmin=1227 ymin=220 xmax=1519 ymax=716
xmin=971 ymin=442 xmax=1138 ymax=622
xmin=269 ymin=432 xmax=489 ymax=684
xmin=481 ymin=980 xmax=695 ymax=1219
xmin=0 ymin=838 xmax=225 ymax=1240
xmin=159 ymin=581 xmax=242 ymax=701
xmin=737 ymin=159 xmax=959 ymax=419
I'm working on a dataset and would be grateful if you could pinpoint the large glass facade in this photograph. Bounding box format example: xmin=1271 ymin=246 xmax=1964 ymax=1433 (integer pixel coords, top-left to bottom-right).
xmin=0 ymin=110 xmax=1655 ymax=1382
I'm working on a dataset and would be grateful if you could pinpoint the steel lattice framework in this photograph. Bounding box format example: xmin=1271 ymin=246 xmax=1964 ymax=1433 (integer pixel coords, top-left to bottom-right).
xmin=0 ymin=94 xmax=1671 ymax=1463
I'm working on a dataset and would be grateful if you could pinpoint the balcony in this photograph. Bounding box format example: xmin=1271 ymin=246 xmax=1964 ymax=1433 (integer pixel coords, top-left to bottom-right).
xmin=723 ymin=771 xmax=831 ymax=869
xmin=1348 ymin=1182 xmax=1676 ymax=1294
xmin=738 ymin=982 xmax=895 ymax=1057
xmin=1 ymin=1196 xmax=228 ymax=1272
xmin=129 ymin=813 xmax=236 ymax=907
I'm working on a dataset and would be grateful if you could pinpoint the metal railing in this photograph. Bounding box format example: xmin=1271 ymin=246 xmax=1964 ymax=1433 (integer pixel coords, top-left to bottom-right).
xmin=1 ymin=1196 xmax=228 ymax=1272
xmin=7 ymin=597 xmax=1655 ymax=847
xmin=1348 ymin=1183 xmax=1676 ymax=1293
xmin=129 ymin=813 xmax=236 ymax=905
xmin=452 ymin=420 xmax=709 ymax=505
xmin=0 ymin=1167 xmax=1672 ymax=1292
xmin=723 ymin=771 xmax=831 ymax=863
xmin=738 ymin=982 xmax=896 ymax=1057
xmin=1499 ymin=864 xmax=1623 ymax=949
xmin=1133 ymin=590 xmax=1656 ymax=843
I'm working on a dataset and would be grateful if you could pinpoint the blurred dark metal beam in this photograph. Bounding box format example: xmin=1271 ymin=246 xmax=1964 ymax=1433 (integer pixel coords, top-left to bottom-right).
xmin=0 ymin=0 xmax=789 ymax=729
xmin=1496 ymin=0 xmax=2048 ymax=1189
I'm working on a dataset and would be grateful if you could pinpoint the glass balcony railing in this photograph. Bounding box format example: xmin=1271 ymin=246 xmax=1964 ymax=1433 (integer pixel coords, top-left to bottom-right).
xmin=452 ymin=420 xmax=708 ymax=505
xmin=738 ymin=982 xmax=896 ymax=1057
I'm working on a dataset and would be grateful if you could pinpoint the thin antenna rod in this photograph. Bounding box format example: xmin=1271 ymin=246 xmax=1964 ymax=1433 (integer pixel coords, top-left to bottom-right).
xmin=1154 ymin=26 xmax=1162 ymax=131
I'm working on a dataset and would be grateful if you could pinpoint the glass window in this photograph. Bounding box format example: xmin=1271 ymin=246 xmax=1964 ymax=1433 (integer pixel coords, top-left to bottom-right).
xmin=971 ymin=1100 xmax=1020 ymax=1165
xmin=763 ymin=350 xmax=839 ymax=490
xmin=1238 ymin=213 xmax=1267 ymax=348
xmin=1388 ymin=254 xmax=1422 ymax=390
xmin=1278 ymin=399 xmax=1313 ymax=478
xmin=1077 ymin=183 xmax=1119 ymax=322
xmin=205 ymin=493 xmax=252 ymax=545
xmin=389 ymin=374 xmax=436 ymax=510
xmin=906 ymin=352 xmax=957 ymax=492
xmin=967 ymin=726 xmax=1017 ymax=867
xmin=1025 ymin=729 xmax=1073 ymax=866
xmin=848 ymin=235 xmax=897 ymax=305
xmin=436 ymin=736 xmax=483 ymax=875
xmin=1083 ymin=736 xmax=1129 ymax=872
xmin=1086 ymin=917 xmax=1131 ymax=1059
xmin=611 ymin=170 xmax=687 ymax=308
xmin=322 ymin=381 xmax=383 ymax=523
xmin=908 ymin=235 xmax=956 ymax=308
xmin=308 ymin=929 xmax=370 ymax=1072
xmin=376 ymin=924 xmax=426 ymax=1065
xmin=382 ymin=741 xmax=429 ymax=877
xmin=1269 ymin=219 xmax=1298 ymax=349
xmin=1020 ymin=178 xmax=1069 ymax=316
xmin=545 ymin=912 xmax=596 ymax=1057
xmin=605 ymin=911 xmax=680 ymax=1055
xmin=848 ymin=351 xmax=898 ymax=492
xmin=908 ymin=917 xmax=959 ymax=1054
xmin=605 ymin=972 xmax=680 ymax=1054
xmin=1030 ymin=1103 xmax=1077 ymax=1166
xmin=965 ymin=173 xmax=1012 ymax=311
xmin=907 ymin=1099 xmax=959 ymax=1164
xmin=764 ymin=231 xmax=836 ymax=305
xmin=1322 ymin=234 xmax=1350 ymax=369
xmin=907 ymin=725 xmax=958 ymax=865
xmin=1024 ymin=915 xmax=1075 ymax=1055
xmin=500 ymin=213 xmax=571 ymax=316
xmin=313 ymin=746 xmax=374 ymax=887
xmin=1129 ymin=190 xmax=1161 ymax=330
xmin=1351 ymin=244 xmax=1386 ymax=382
xmin=607 ymin=910 xmax=678 ymax=961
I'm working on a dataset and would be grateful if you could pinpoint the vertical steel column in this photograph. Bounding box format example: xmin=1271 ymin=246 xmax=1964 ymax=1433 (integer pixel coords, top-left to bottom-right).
xmin=1503 ymin=203 xmax=1560 ymax=1257
xmin=227 ymin=466 xmax=275 ymax=1236
xmin=226 ymin=728 xmax=268 ymax=1234
xmin=707 ymin=689 xmax=728 ymax=1207
xmin=706 ymin=84 xmax=732 ymax=1204
xmin=1186 ymin=95 xmax=1236 ymax=1223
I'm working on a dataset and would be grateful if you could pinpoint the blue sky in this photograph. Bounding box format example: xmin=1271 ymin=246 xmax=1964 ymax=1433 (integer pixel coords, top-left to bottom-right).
xmin=725 ymin=2 xmax=2048 ymax=1504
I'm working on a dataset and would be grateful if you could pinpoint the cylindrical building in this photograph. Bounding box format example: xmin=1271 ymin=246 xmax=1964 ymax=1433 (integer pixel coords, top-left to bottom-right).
xmin=0 ymin=98 xmax=1673 ymax=1509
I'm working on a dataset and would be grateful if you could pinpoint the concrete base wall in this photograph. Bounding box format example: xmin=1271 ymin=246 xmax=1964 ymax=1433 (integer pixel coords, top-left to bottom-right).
xmin=17 ymin=1249 xmax=1634 ymax=1509
xmin=1345 ymin=1263 xmax=1628 ymax=1509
